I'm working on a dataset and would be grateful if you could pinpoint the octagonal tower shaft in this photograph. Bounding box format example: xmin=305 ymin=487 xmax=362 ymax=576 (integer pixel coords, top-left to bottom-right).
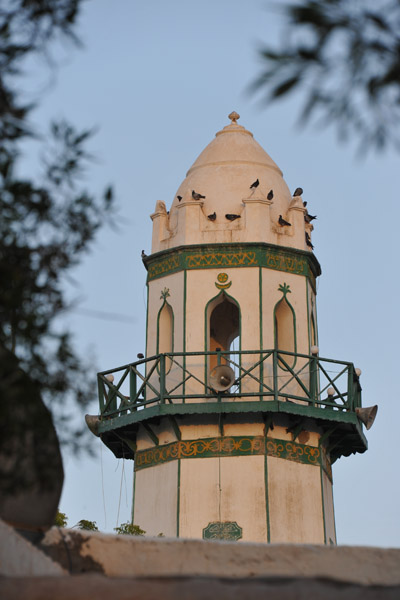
xmin=96 ymin=114 xmax=368 ymax=544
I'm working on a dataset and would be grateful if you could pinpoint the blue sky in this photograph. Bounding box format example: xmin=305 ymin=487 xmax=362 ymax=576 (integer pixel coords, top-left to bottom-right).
xmin=24 ymin=0 xmax=399 ymax=545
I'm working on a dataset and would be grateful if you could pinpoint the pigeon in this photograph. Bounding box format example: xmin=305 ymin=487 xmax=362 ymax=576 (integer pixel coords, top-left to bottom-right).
xmin=225 ymin=214 xmax=241 ymax=221
xmin=304 ymin=213 xmax=317 ymax=223
xmin=250 ymin=179 xmax=259 ymax=189
xmin=305 ymin=232 xmax=314 ymax=249
xmin=303 ymin=200 xmax=307 ymax=207
xmin=192 ymin=190 xmax=206 ymax=200
xmin=141 ymin=250 xmax=147 ymax=259
xmin=207 ymin=212 xmax=216 ymax=221
xmin=137 ymin=353 xmax=144 ymax=359
xmin=177 ymin=195 xmax=182 ymax=202
xmin=293 ymin=187 xmax=303 ymax=196
xmin=279 ymin=215 xmax=291 ymax=226
xmin=267 ymin=189 xmax=274 ymax=200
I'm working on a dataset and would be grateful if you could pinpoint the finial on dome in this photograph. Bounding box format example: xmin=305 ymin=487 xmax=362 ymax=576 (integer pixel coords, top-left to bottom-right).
xmin=228 ymin=111 xmax=240 ymax=124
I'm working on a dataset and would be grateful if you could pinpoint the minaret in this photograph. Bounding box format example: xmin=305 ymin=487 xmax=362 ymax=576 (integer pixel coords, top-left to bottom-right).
xmin=91 ymin=113 xmax=376 ymax=544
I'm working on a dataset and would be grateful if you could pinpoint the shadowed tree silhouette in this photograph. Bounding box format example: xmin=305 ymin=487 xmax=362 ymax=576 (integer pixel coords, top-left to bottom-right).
xmin=252 ymin=1 xmax=400 ymax=153
xmin=0 ymin=0 xmax=115 ymax=453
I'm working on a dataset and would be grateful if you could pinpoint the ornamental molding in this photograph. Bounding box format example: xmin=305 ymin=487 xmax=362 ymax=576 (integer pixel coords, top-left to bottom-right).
xmin=145 ymin=243 xmax=320 ymax=290
xmin=134 ymin=434 xmax=329 ymax=478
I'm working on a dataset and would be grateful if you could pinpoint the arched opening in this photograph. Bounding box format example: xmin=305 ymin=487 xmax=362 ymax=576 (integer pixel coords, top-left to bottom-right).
xmin=274 ymin=296 xmax=296 ymax=368
xmin=207 ymin=293 xmax=240 ymax=373
xmin=157 ymin=301 xmax=174 ymax=373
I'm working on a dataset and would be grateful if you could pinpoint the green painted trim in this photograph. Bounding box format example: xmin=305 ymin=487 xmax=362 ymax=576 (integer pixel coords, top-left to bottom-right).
xmin=273 ymin=283 xmax=297 ymax=370
xmin=131 ymin=468 xmax=136 ymax=524
xmin=134 ymin=434 xmax=325 ymax=471
xmin=176 ymin=458 xmax=181 ymax=537
xmin=313 ymin=294 xmax=319 ymax=348
xmin=144 ymin=283 xmax=149 ymax=398
xmin=259 ymin=268 xmax=263 ymax=399
xmin=145 ymin=243 xmax=321 ymax=289
xmin=145 ymin=284 xmax=149 ymax=360
xmin=306 ymin=280 xmax=311 ymax=355
xmin=99 ymin=399 xmax=366 ymax=434
xmin=320 ymin=464 xmax=327 ymax=545
xmin=183 ymin=270 xmax=187 ymax=402
xmin=264 ymin=446 xmax=271 ymax=543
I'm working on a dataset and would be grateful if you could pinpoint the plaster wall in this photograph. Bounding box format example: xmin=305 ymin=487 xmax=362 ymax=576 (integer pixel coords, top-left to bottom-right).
xmin=179 ymin=455 xmax=268 ymax=541
xmin=133 ymin=461 xmax=178 ymax=537
xmin=179 ymin=457 xmax=219 ymax=538
xmin=268 ymin=456 xmax=325 ymax=543
xmin=322 ymin=470 xmax=336 ymax=544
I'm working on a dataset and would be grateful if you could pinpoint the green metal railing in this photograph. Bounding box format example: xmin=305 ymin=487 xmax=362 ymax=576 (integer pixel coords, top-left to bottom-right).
xmin=97 ymin=349 xmax=362 ymax=419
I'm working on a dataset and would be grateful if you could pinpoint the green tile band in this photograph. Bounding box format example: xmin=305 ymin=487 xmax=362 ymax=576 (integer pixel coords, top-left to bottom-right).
xmin=145 ymin=243 xmax=321 ymax=291
xmin=135 ymin=434 xmax=328 ymax=474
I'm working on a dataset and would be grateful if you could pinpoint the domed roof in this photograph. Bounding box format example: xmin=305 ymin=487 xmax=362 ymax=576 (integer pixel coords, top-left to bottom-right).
xmin=170 ymin=112 xmax=292 ymax=218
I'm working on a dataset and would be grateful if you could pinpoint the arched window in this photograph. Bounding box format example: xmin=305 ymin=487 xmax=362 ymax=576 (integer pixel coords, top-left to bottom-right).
xmin=274 ymin=284 xmax=296 ymax=368
xmin=206 ymin=292 xmax=240 ymax=372
xmin=157 ymin=294 xmax=174 ymax=373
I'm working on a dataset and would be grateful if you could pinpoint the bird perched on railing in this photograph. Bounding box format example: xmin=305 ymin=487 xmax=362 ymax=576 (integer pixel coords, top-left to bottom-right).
xmin=192 ymin=190 xmax=206 ymax=200
xmin=293 ymin=187 xmax=303 ymax=196
xmin=279 ymin=215 xmax=291 ymax=226
xmin=207 ymin=212 xmax=216 ymax=221
xmin=250 ymin=178 xmax=259 ymax=189
xmin=225 ymin=214 xmax=241 ymax=221
xmin=267 ymin=189 xmax=274 ymax=200
xmin=305 ymin=232 xmax=314 ymax=249
xmin=137 ymin=353 xmax=144 ymax=359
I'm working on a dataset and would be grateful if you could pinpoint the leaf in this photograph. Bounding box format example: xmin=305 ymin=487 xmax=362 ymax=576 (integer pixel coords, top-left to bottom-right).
xmin=271 ymin=75 xmax=302 ymax=98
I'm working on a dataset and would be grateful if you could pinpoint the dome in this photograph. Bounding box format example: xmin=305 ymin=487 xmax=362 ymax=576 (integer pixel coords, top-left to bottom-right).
xmin=170 ymin=112 xmax=292 ymax=219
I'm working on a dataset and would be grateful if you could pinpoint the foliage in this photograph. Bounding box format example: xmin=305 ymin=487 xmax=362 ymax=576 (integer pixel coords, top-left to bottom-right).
xmin=0 ymin=0 xmax=115 ymax=451
xmin=114 ymin=522 xmax=146 ymax=536
xmin=54 ymin=510 xmax=68 ymax=527
xmin=76 ymin=519 xmax=99 ymax=531
xmin=252 ymin=0 xmax=400 ymax=153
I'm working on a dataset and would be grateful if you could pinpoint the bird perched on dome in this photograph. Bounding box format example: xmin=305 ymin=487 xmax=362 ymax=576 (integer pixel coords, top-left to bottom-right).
xmin=226 ymin=214 xmax=241 ymax=221
xmin=279 ymin=215 xmax=291 ymax=227
xmin=207 ymin=212 xmax=216 ymax=221
xmin=141 ymin=250 xmax=147 ymax=260
xmin=293 ymin=187 xmax=303 ymax=196
xmin=250 ymin=179 xmax=259 ymax=189
xmin=177 ymin=195 xmax=182 ymax=202
xmin=304 ymin=213 xmax=317 ymax=223
xmin=267 ymin=190 xmax=274 ymax=200
xmin=192 ymin=190 xmax=206 ymax=200
xmin=305 ymin=232 xmax=314 ymax=249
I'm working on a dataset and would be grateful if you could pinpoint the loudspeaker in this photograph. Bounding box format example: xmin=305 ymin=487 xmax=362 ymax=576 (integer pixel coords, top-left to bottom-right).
xmin=355 ymin=405 xmax=378 ymax=430
xmin=209 ymin=365 xmax=236 ymax=392
xmin=85 ymin=414 xmax=100 ymax=436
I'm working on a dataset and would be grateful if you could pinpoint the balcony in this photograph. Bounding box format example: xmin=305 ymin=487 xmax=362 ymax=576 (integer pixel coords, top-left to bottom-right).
xmin=95 ymin=349 xmax=367 ymax=462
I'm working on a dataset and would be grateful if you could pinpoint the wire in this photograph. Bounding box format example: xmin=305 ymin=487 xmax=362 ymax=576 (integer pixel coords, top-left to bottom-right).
xmin=73 ymin=307 xmax=135 ymax=323
xmin=100 ymin=441 xmax=107 ymax=530
xmin=116 ymin=459 xmax=125 ymax=528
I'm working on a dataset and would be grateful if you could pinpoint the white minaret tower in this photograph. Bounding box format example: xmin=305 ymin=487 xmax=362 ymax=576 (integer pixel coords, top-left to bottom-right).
xmin=92 ymin=112 xmax=376 ymax=543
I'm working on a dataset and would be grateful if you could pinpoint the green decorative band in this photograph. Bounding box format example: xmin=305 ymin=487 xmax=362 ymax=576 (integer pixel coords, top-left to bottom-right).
xmin=134 ymin=434 xmax=327 ymax=472
xmin=203 ymin=521 xmax=242 ymax=541
xmin=145 ymin=243 xmax=321 ymax=290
